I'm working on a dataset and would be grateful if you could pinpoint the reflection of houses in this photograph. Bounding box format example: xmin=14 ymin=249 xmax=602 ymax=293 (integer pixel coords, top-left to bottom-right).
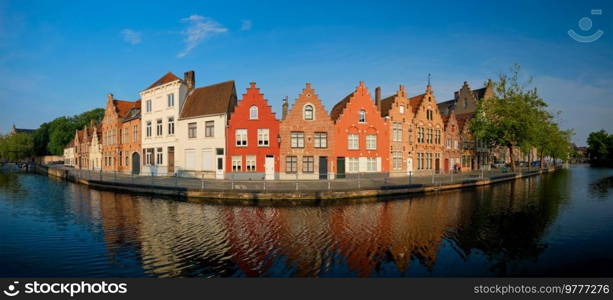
xmin=176 ymin=80 xmax=237 ymax=179
xmin=331 ymin=82 xmax=389 ymax=177
xmin=279 ymin=83 xmax=336 ymax=180
xmin=226 ymin=83 xmax=280 ymax=180
xmin=379 ymin=85 xmax=415 ymax=176
xmin=101 ymin=93 xmax=141 ymax=174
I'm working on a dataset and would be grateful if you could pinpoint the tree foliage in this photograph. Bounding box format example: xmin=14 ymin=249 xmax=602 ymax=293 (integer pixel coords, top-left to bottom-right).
xmin=0 ymin=133 xmax=34 ymax=161
xmin=470 ymin=64 xmax=572 ymax=170
xmin=587 ymin=130 xmax=613 ymax=167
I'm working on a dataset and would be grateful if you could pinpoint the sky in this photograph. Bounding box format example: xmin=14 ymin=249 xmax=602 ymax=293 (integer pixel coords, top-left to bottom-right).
xmin=1 ymin=0 xmax=612 ymax=145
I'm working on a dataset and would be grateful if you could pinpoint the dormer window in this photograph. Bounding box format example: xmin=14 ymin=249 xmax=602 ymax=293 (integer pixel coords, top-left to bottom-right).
xmin=358 ymin=110 xmax=366 ymax=123
xmin=304 ymin=105 xmax=314 ymax=120
xmin=249 ymin=106 xmax=258 ymax=120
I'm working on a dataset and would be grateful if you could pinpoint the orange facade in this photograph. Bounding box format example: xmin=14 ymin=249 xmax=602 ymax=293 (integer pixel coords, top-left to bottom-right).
xmin=331 ymin=82 xmax=389 ymax=177
xmin=410 ymin=85 xmax=446 ymax=175
xmin=226 ymin=83 xmax=280 ymax=179
xmin=279 ymin=83 xmax=336 ymax=179
xmin=101 ymin=94 xmax=142 ymax=174
xmin=379 ymin=85 xmax=414 ymax=176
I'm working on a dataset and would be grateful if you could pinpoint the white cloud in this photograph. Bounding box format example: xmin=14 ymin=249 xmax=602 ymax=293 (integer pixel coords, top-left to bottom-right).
xmin=177 ymin=15 xmax=227 ymax=58
xmin=120 ymin=29 xmax=142 ymax=45
xmin=241 ymin=19 xmax=252 ymax=31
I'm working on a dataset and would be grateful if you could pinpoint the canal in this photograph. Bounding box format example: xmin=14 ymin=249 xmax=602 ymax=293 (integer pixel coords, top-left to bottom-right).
xmin=1 ymin=165 xmax=612 ymax=277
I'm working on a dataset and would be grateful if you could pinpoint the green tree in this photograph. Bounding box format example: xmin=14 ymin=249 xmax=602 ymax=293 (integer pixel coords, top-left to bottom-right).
xmin=587 ymin=130 xmax=613 ymax=167
xmin=0 ymin=133 xmax=34 ymax=161
xmin=470 ymin=64 xmax=548 ymax=171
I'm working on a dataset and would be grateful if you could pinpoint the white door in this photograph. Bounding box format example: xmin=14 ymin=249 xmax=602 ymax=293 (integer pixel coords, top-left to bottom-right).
xmin=215 ymin=156 xmax=224 ymax=179
xmin=265 ymin=155 xmax=274 ymax=180
xmin=407 ymin=158 xmax=413 ymax=176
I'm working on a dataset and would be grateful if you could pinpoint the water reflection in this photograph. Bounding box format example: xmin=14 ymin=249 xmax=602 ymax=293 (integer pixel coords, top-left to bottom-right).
xmin=2 ymin=166 xmax=612 ymax=277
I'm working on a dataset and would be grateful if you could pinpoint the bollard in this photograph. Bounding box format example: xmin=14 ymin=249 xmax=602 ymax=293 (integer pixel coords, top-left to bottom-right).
xmin=328 ymin=181 xmax=331 ymax=190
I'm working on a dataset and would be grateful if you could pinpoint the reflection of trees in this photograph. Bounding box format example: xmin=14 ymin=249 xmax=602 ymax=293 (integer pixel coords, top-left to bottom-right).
xmin=448 ymin=171 xmax=571 ymax=275
xmin=0 ymin=172 xmax=26 ymax=196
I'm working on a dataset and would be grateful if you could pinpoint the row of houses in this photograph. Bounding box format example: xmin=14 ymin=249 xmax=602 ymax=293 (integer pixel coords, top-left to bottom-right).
xmin=64 ymin=70 xmax=496 ymax=180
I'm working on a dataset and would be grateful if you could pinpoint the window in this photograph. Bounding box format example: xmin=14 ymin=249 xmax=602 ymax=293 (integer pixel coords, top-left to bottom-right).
xmin=185 ymin=150 xmax=196 ymax=169
xmin=286 ymin=156 xmax=297 ymax=173
xmin=156 ymin=119 xmax=163 ymax=136
xmin=205 ymin=121 xmax=214 ymax=137
xmin=348 ymin=134 xmax=359 ymax=150
xmin=417 ymin=127 xmax=424 ymax=143
xmin=435 ymin=129 xmax=441 ymax=144
xmin=123 ymin=128 xmax=129 ymax=143
xmin=417 ymin=153 xmax=423 ymax=170
xmin=392 ymin=123 xmax=402 ymax=142
xmin=188 ymin=122 xmax=197 ymax=139
xmin=133 ymin=125 xmax=138 ymax=142
xmin=146 ymin=100 xmax=152 ymax=112
xmin=304 ymin=105 xmax=314 ymax=120
xmin=168 ymin=117 xmax=175 ymax=135
xmin=392 ymin=152 xmax=402 ymax=170
xmin=202 ymin=149 xmax=213 ymax=171
xmin=125 ymin=155 xmax=129 ymax=167
xmin=156 ymin=148 xmax=163 ymax=165
xmin=358 ymin=110 xmax=366 ymax=123
xmin=145 ymin=148 xmax=154 ymax=165
xmin=291 ymin=132 xmax=304 ymax=148
xmin=246 ymin=155 xmax=256 ymax=171
xmin=314 ymin=132 xmax=327 ymax=148
xmin=258 ymin=129 xmax=270 ymax=146
xmin=427 ymin=109 xmax=433 ymax=120
xmin=366 ymin=134 xmax=377 ymax=150
xmin=303 ymin=156 xmax=314 ymax=173
xmin=146 ymin=121 xmax=152 ymax=137
xmin=399 ymin=105 xmax=405 ymax=114
xmin=167 ymin=93 xmax=174 ymax=107
xmin=426 ymin=153 xmax=432 ymax=169
xmin=119 ymin=151 xmax=122 ymax=166
xmin=367 ymin=158 xmax=377 ymax=172
xmin=249 ymin=106 xmax=258 ymax=120
xmin=232 ymin=156 xmax=242 ymax=171
xmin=348 ymin=158 xmax=359 ymax=173
xmin=464 ymin=99 xmax=468 ymax=109
xmin=235 ymin=129 xmax=247 ymax=146
xmin=427 ymin=128 xmax=433 ymax=144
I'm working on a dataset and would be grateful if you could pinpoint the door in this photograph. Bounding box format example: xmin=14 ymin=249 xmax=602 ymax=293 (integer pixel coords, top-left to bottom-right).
xmin=319 ymin=156 xmax=328 ymax=179
xmin=336 ymin=157 xmax=345 ymax=179
xmin=265 ymin=155 xmax=274 ymax=180
xmin=407 ymin=158 xmax=413 ymax=176
xmin=168 ymin=146 xmax=175 ymax=174
xmin=435 ymin=158 xmax=440 ymax=174
xmin=131 ymin=152 xmax=140 ymax=175
xmin=444 ymin=158 xmax=449 ymax=174
xmin=215 ymin=148 xmax=224 ymax=179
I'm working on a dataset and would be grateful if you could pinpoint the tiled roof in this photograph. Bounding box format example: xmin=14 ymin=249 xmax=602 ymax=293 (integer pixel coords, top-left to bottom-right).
xmin=330 ymin=93 xmax=352 ymax=122
xmin=455 ymin=113 xmax=474 ymax=132
xmin=179 ymin=81 xmax=237 ymax=119
xmin=122 ymin=100 xmax=141 ymax=122
xmin=409 ymin=93 xmax=425 ymax=114
xmin=379 ymin=95 xmax=395 ymax=117
xmin=145 ymin=72 xmax=181 ymax=90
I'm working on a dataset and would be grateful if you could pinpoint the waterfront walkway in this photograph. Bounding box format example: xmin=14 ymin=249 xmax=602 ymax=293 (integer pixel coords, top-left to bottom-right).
xmin=31 ymin=164 xmax=556 ymax=203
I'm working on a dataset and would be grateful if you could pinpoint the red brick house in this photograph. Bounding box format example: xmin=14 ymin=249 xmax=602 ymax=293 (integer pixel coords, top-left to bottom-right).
xmin=331 ymin=81 xmax=389 ymax=177
xmin=279 ymin=83 xmax=336 ymax=180
xmin=100 ymin=93 xmax=142 ymax=174
xmin=379 ymin=85 xmax=415 ymax=176
xmin=442 ymin=110 xmax=461 ymax=173
xmin=226 ymin=82 xmax=280 ymax=180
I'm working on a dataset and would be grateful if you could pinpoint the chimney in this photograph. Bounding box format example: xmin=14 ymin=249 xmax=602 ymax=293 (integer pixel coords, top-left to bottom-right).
xmin=107 ymin=93 xmax=113 ymax=103
xmin=282 ymin=96 xmax=288 ymax=120
xmin=375 ymin=86 xmax=381 ymax=110
xmin=184 ymin=70 xmax=195 ymax=91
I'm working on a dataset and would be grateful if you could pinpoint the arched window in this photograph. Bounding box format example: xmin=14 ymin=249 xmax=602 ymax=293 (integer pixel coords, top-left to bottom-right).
xmin=358 ymin=110 xmax=366 ymax=123
xmin=304 ymin=105 xmax=314 ymax=120
xmin=249 ymin=106 xmax=258 ymax=120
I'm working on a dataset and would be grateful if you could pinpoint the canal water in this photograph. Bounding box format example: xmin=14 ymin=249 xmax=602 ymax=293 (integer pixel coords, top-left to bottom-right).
xmin=1 ymin=165 xmax=612 ymax=277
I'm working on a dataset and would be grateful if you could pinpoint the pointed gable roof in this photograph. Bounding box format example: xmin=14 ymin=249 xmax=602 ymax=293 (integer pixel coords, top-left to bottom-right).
xmin=145 ymin=72 xmax=181 ymax=90
xmin=455 ymin=112 xmax=474 ymax=132
xmin=283 ymin=82 xmax=332 ymax=122
xmin=330 ymin=93 xmax=352 ymax=122
xmin=379 ymin=85 xmax=409 ymax=117
xmin=409 ymin=94 xmax=425 ymax=114
xmin=180 ymin=80 xmax=237 ymax=119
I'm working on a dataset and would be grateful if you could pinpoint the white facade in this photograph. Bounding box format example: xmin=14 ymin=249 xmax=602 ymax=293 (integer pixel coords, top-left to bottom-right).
xmin=63 ymin=146 xmax=75 ymax=167
xmin=89 ymin=131 xmax=102 ymax=170
xmin=175 ymin=114 xmax=227 ymax=179
xmin=140 ymin=79 xmax=188 ymax=176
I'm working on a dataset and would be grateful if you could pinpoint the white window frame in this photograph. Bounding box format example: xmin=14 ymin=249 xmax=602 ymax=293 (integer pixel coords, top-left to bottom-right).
xmin=348 ymin=134 xmax=359 ymax=150
xmin=258 ymin=128 xmax=270 ymax=147
xmin=303 ymin=104 xmax=314 ymax=120
xmin=366 ymin=134 xmax=377 ymax=150
xmin=249 ymin=106 xmax=258 ymax=120
xmin=235 ymin=129 xmax=247 ymax=147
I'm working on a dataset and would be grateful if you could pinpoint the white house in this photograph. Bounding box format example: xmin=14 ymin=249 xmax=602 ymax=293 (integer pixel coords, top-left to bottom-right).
xmin=89 ymin=124 xmax=102 ymax=170
xmin=140 ymin=71 xmax=193 ymax=176
xmin=176 ymin=80 xmax=237 ymax=179
xmin=63 ymin=141 xmax=75 ymax=167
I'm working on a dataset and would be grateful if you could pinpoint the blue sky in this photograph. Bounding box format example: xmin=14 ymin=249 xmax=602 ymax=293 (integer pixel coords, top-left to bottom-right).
xmin=1 ymin=0 xmax=612 ymax=145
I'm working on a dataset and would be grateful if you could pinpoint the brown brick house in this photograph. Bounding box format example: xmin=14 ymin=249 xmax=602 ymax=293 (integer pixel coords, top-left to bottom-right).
xmin=442 ymin=111 xmax=461 ymax=173
xmin=379 ymin=85 xmax=415 ymax=176
xmin=279 ymin=83 xmax=336 ymax=179
xmin=409 ymin=84 xmax=445 ymax=175
xmin=101 ymin=93 xmax=142 ymax=174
